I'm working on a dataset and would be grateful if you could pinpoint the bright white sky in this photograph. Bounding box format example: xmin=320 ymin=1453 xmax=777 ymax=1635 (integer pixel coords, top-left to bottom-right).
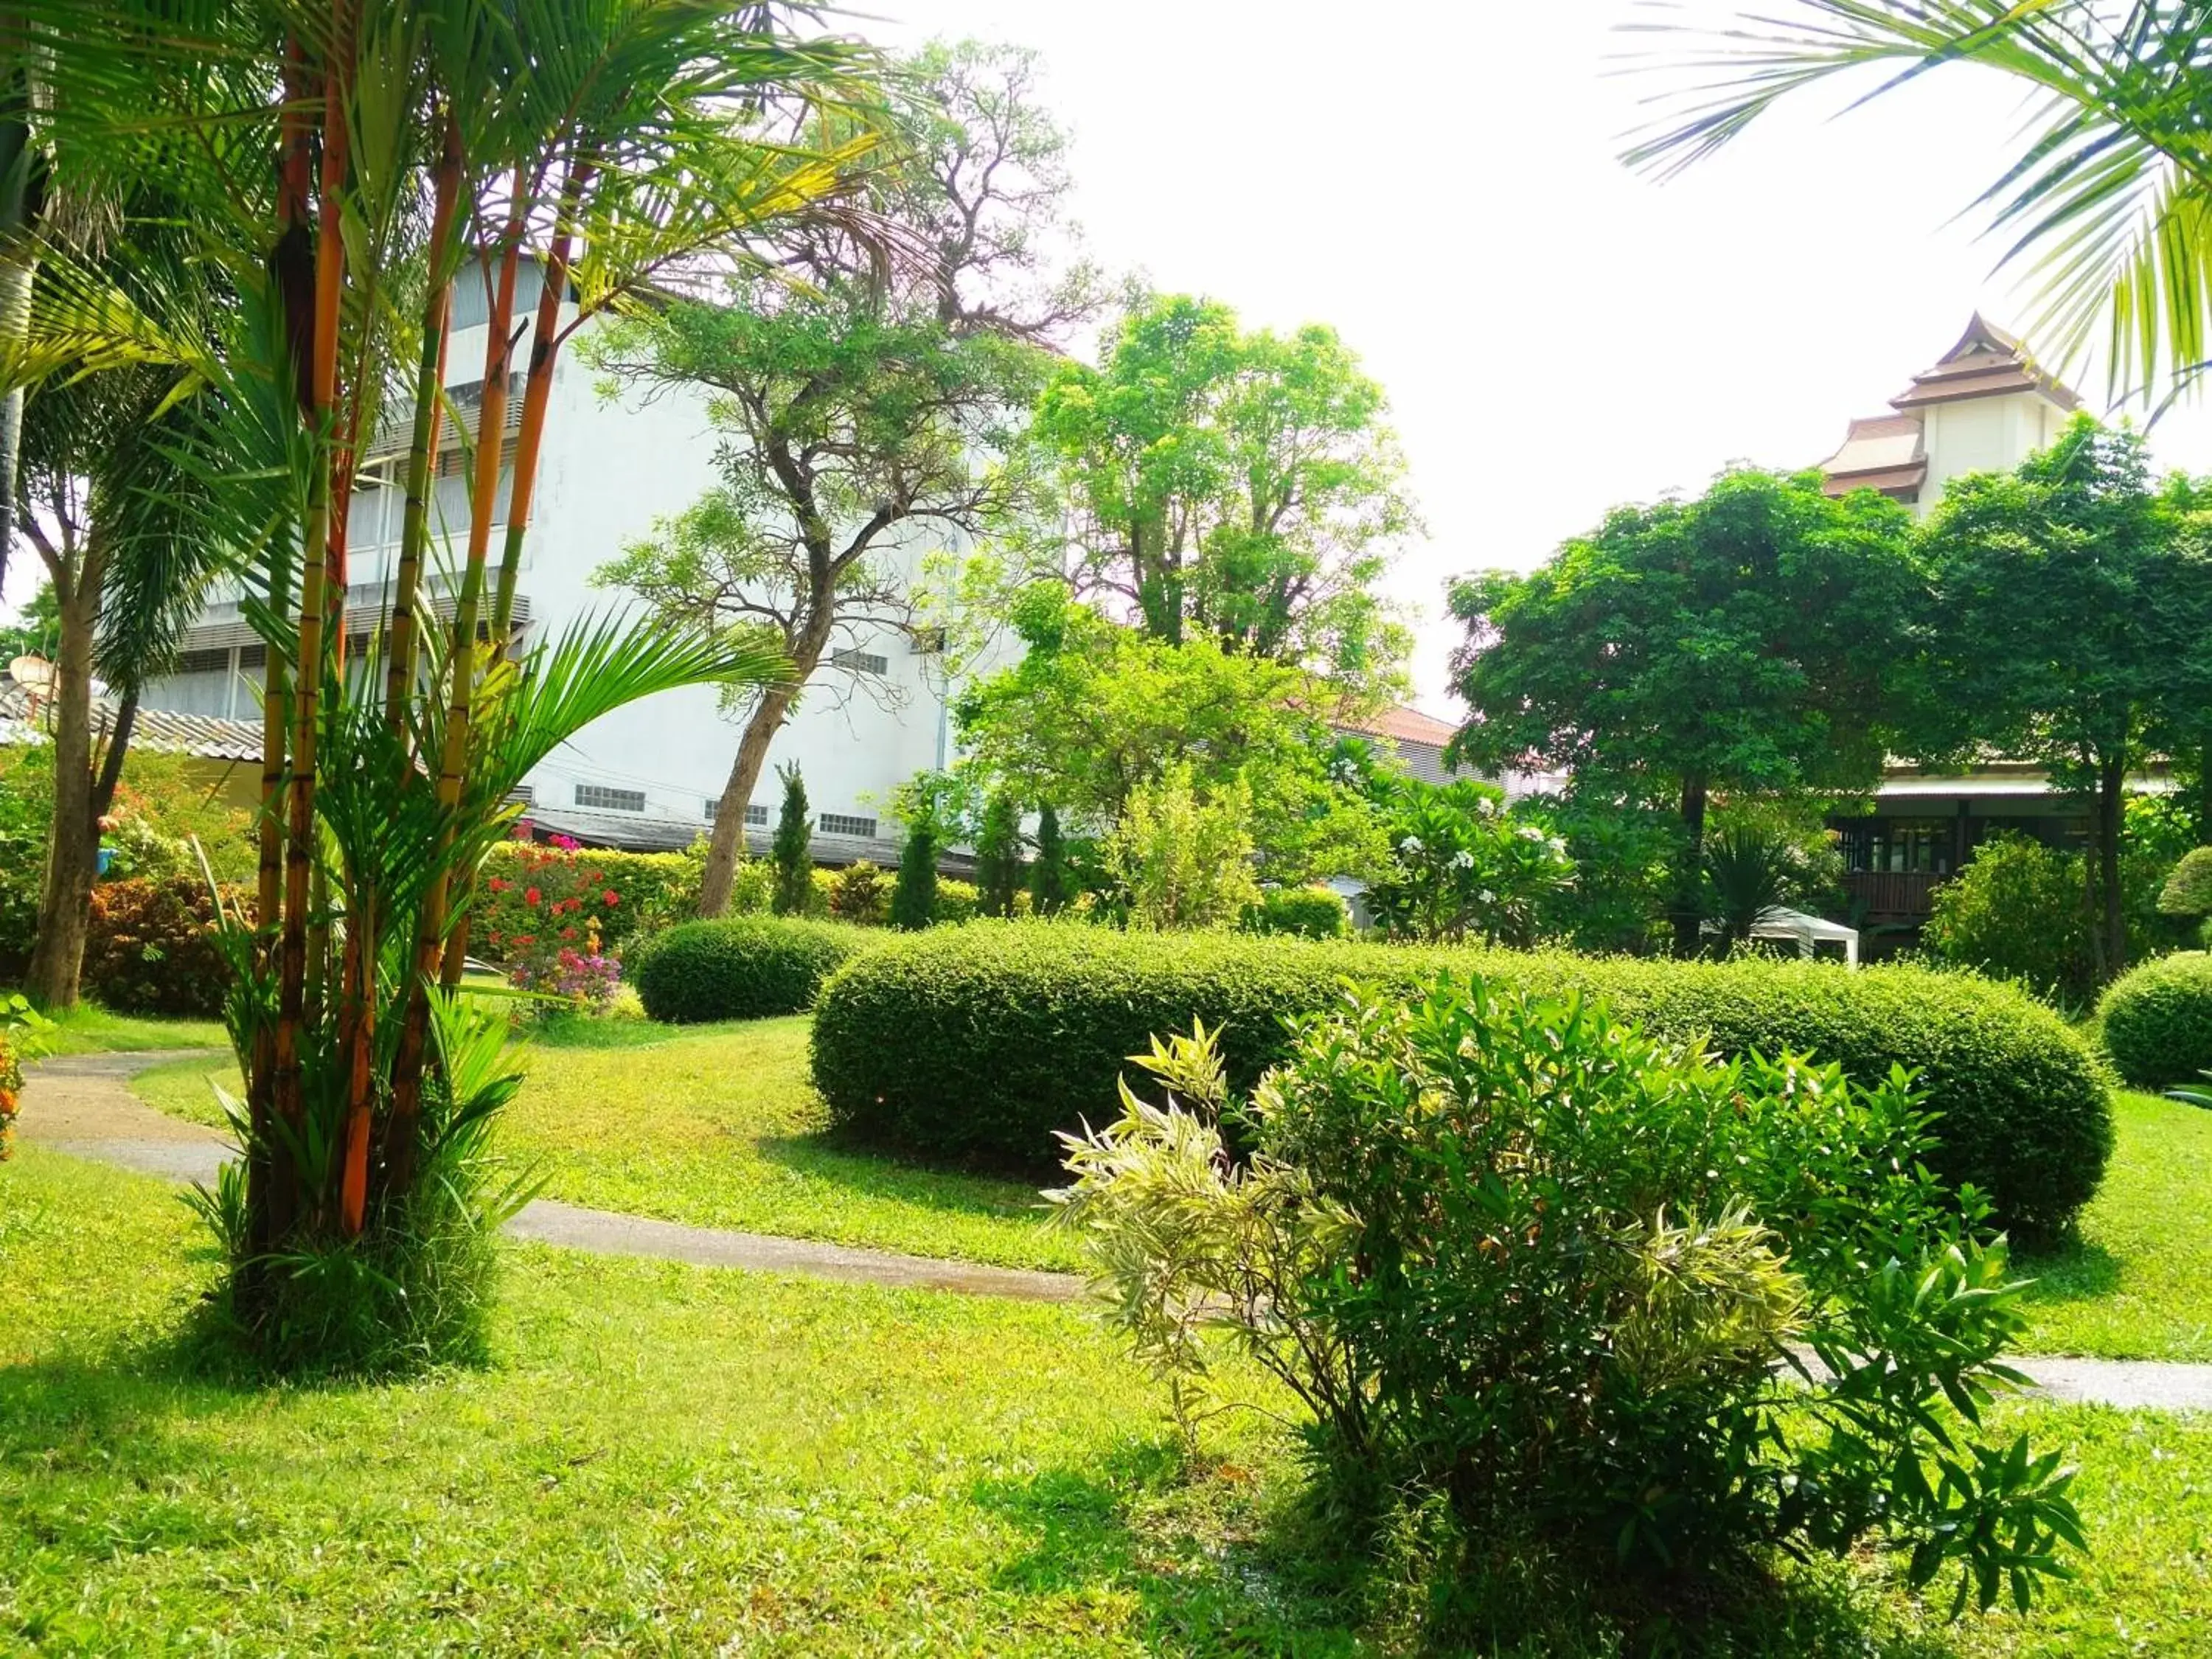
xmin=877 ymin=0 xmax=2212 ymax=713
xmin=10 ymin=2 xmax=2211 ymax=717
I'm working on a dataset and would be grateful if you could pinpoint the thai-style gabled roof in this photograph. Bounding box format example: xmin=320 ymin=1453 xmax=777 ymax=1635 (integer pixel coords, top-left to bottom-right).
xmin=1817 ymin=411 xmax=1927 ymax=501
xmin=1887 ymin=313 xmax=2081 ymax=413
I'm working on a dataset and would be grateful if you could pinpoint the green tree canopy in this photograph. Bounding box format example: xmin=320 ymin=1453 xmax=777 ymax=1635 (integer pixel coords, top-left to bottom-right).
xmin=955 ymin=590 xmax=1383 ymax=883
xmin=1919 ymin=415 xmax=2212 ymax=978
xmin=590 ymin=41 xmax=1078 ymax=916
xmin=1028 ymin=291 xmax=1416 ymax=694
xmin=1447 ymin=467 xmax=1924 ymax=952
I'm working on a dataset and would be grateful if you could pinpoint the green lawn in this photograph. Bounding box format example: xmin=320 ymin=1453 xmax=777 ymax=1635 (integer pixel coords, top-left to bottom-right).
xmin=19 ymin=999 xmax=229 ymax=1056
xmin=4 ymin=1147 xmax=2210 ymax=1656
xmin=2017 ymin=1091 xmax=2212 ymax=1362
xmin=128 ymin=1015 xmax=1081 ymax=1273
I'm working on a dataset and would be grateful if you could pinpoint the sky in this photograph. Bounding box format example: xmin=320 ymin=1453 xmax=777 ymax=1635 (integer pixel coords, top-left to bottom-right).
xmin=872 ymin=0 xmax=2212 ymax=713
xmin=9 ymin=2 xmax=2211 ymax=716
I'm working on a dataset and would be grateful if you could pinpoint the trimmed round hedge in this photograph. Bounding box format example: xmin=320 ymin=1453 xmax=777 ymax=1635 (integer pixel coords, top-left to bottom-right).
xmin=633 ymin=917 xmax=874 ymax=1023
xmin=2098 ymin=951 xmax=2212 ymax=1088
xmin=811 ymin=922 xmax=2112 ymax=1238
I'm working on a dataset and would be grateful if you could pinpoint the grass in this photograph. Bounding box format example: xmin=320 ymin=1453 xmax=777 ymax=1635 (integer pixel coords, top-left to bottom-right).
xmin=4 ymin=1148 xmax=2210 ymax=1656
xmin=2016 ymin=1090 xmax=2212 ymax=1362
xmin=129 ymin=1015 xmax=1082 ymax=1273
xmin=18 ymin=998 xmax=228 ymax=1056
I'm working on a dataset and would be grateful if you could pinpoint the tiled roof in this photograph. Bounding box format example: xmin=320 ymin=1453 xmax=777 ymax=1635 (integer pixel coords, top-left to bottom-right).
xmin=1 ymin=672 xmax=263 ymax=762
xmin=1888 ymin=313 xmax=2081 ymax=413
xmin=1335 ymin=703 xmax=1458 ymax=749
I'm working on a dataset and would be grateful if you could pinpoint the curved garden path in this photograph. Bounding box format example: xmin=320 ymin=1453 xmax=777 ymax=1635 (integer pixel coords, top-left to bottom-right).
xmin=16 ymin=1049 xmax=1079 ymax=1304
xmin=17 ymin=1051 xmax=2212 ymax=1413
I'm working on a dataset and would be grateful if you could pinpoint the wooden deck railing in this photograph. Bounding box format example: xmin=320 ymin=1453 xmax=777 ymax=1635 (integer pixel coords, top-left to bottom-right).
xmin=1841 ymin=869 xmax=1946 ymax=919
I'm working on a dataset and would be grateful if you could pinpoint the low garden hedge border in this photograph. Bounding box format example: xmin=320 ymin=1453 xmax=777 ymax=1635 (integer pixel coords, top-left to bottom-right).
xmin=633 ymin=916 xmax=877 ymax=1023
xmin=811 ymin=922 xmax=2113 ymax=1239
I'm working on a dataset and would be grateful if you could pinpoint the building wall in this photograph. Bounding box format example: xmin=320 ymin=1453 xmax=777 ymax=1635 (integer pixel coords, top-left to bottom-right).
xmin=1919 ymin=391 xmax=2065 ymax=515
xmin=141 ymin=297 xmax=1016 ymax=850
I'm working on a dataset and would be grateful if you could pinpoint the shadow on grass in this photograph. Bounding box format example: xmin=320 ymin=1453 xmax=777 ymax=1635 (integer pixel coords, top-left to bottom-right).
xmin=2016 ymin=1238 xmax=2123 ymax=1305
xmin=971 ymin=1439 xmax=1969 ymax=1659
xmin=753 ymin=1127 xmax=1057 ymax=1227
xmin=969 ymin=1438 xmax=1366 ymax=1655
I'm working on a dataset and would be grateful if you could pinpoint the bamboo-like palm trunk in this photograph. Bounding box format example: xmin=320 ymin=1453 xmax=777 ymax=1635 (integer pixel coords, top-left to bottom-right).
xmin=388 ymin=198 xmax=526 ymax=1185
xmin=273 ymin=18 xmax=353 ymax=1158
xmin=439 ymin=156 xmax=596 ymax=988
xmin=383 ymin=114 xmax=463 ymax=732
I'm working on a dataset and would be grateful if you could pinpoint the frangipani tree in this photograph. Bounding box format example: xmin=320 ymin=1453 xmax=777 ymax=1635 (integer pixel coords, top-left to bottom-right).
xmin=13 ymin=0 xmax=883 ymax=1367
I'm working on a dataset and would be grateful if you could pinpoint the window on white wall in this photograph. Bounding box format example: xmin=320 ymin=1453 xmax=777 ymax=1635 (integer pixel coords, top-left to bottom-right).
xmin=830 ymin=647 xmax=888 ymax=676
xmin=818 ymin=813 xmax=877 ymax=838
xmin=575 ymin=783 xmax=645 ymax=812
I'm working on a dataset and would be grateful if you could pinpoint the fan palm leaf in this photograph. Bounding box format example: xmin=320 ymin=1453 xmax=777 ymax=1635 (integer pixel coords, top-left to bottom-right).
xmin=1623 ymin=1 xmax=2212 ymax=410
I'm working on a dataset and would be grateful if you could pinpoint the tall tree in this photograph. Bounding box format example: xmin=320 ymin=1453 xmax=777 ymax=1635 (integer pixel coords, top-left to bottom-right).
xmin=1030 ymin=291 xmax=1416 ymax=692
xmin=1448 ymin=468 xmax=1924 ymax=954
xmin=16 ymin=0 xmax=877 ymax=1363
xmin=1919 ymin=416 xmax=2212 ymax=980
xmin=15 ymin=301 xmax=218 ymax=1009
xmin=1627 ymin=1 xmax=2212 ymax=415
xmin=591 ymin=41 xmax=1084 ymax=917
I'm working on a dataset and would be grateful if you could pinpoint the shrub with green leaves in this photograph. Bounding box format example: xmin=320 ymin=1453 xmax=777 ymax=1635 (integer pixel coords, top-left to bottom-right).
xmin=2159 ymin=846 xmax=2212 ymax=919
xmin=479 ymin=838 xmax=695 ymax=957
xmin=827 ymin=860 xmax=889 ymax=925
xmin=813 ymin=922 xmax=2110 ymax=1236
xmin=1239 ymin=886 xmax=1348 ymax=939
xmin=80 ymin=877 xmax=247 ymax=1018
xmin=1050 ymin=984 xmax=2084 ymax=1615
xmin=633 ymin=917 xmax=874 ymax=1023
xmin=2098 ymin=951 xmax=2212 ymax=1087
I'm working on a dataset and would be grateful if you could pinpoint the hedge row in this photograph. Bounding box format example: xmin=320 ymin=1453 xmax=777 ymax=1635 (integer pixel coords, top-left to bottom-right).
xmin=632 ymin=916 xmax=878 ymax=1023
xmin=2098 ymin=951 xmax=2212 ymax=1087
xmin=811 ymin=922 xmax=2113 ymax=1239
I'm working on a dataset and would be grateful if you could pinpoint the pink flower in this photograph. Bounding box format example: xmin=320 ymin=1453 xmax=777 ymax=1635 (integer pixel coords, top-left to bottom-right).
xmin=550 ymin=834 xmax=580 ymax=852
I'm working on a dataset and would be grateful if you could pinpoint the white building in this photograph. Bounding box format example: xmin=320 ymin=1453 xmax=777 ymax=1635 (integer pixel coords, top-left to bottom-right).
xmin=142 ymin=262 xmax=1005 ymax=865
xmin=1815 ymin=313 xmax=2079 ymax=518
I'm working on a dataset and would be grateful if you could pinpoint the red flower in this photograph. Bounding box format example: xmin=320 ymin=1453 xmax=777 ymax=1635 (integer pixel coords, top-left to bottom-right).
xmin=487 ymin=877 xmax=509 ymax=893
xmin=524 ymin=886 xmax=542 ymax=907
xmin=602 ymin=889 xmax=619 ymax=907
xmin=560 ymin=926 xmax=577 ymax=942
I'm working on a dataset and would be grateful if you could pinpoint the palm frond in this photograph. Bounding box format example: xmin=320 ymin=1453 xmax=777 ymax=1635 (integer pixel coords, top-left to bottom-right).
xmin=1621 ymin=0 xmax=2212 ymax=406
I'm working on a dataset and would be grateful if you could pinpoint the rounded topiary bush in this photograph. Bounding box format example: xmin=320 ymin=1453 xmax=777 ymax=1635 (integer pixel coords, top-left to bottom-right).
xmin=811 ymin=922 xmax=2111 ymax=1237
xmin=633 ymin=917 xmax=873 ymax=1023
xmin=1241 ymin=885 xmax=1349 ymax=939
xmin=2098 ymin=951 xmax=2212 ymax=1088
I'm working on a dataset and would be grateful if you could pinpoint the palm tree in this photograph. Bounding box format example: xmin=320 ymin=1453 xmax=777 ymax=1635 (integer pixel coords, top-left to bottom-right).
xmin=13 ymin=0 xmax=885 ymax=1366
xmin=1624 ymin=1 xmax=2212 ymax=414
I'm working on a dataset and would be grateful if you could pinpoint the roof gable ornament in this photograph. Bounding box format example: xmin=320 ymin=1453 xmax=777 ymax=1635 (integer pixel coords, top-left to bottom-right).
xmin=1888 ymin=313 xmax=2081 ymax=413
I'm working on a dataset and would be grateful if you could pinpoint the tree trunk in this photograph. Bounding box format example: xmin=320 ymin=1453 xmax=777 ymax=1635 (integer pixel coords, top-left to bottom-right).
xmin=1669 ymin=773 xmax=1708 ymax=958
xmin=2098 ymin=754 xmax=2127 ymax=981
xmin=699 ymin=683 xmax=797 ymax=916
xmin=25 ymin=579 xmax=100 ymax=1009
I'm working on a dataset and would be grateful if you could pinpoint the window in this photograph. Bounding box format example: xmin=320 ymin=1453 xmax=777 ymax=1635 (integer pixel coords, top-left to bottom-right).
xmin=574 ymin=783 xmax=645 ymax=813
xmin=1840 ymin=816 xmax=1954 ymax=876
xmin=818 ymin=813 xmax=877 ymax=838
xmin=703 ymin=800 xmax=772 ymax=825
xmin=831 ymin=647 xmax=888 ymax=676
xmin=238 ymin=644 xmax=268 ymax=670
xmin=506 ymin=785 xmax=535 ymax=807
xmin=177 ymin=647 xmax=230 ymax=675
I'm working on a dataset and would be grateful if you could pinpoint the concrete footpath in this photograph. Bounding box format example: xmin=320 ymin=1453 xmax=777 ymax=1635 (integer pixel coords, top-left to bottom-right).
xmin=18 ymin=1049 xmax=1079 ymax=1304
xmin=18 ymin=1051 xmax=2212 ymax=1409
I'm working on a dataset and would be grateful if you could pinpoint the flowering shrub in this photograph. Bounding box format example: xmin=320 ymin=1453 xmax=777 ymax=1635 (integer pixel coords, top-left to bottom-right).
xmin=1363 ymin=778 xmax=1574 ymax=945
xmin=477 ymin=832 xmax=627 ymax=980
xmin=0 ymin=991 xmax=54 ymax=1160
xmin=82 ymin=877 xmax=247 ymax=1016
